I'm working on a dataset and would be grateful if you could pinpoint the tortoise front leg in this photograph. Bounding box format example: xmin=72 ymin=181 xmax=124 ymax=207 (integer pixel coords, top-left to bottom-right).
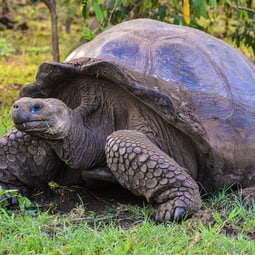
xmin=105 ymin=130 xmax=201 ymax=222
xmin=0 ymin=128 xmax=63 ymax=202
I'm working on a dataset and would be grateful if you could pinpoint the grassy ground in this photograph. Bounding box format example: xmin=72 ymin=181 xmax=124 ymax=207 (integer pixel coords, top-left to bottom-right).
xmin=1 ymin=3 xmax=255 ymax=254
xmin=1 ymin=188 xmax=255 ymax=254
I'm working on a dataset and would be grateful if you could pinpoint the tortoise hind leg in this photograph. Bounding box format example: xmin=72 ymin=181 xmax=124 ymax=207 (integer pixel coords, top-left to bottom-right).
xmin=105 ymin=130 xmax=201 ymax=222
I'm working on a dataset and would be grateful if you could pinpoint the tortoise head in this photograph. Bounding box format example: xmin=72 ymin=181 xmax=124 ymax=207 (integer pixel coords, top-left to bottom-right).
xmin=13 ymin=97 xmax=72 ymax=140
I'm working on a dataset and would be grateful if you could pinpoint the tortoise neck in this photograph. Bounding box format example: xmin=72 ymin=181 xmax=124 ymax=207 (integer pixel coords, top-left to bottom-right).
xmin=48 ymin=108 xmax=110 ymax=169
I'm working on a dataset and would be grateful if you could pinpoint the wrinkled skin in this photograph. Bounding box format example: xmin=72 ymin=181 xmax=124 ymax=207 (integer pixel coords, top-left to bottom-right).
xmin=4 ymin=86 xmax=200 ymax=222
xmin=0 ymin=69 xmax=254 ymax=221
xmin=1 ymin=60 xmax=255 ymax=221
xmin=1 ymin=18 xmax=255 ymax=222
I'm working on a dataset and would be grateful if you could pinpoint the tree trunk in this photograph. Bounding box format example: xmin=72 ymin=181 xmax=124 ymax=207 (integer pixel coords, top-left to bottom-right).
xmin=42 ymin=0 xmax=60 ymax=62
xmin=65 ymin=17 xmax=72 ymax=34
xmin=2 ymin=0 xmax=10 ymax=15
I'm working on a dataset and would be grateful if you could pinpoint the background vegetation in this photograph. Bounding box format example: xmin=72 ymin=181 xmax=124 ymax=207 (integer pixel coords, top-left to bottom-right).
xmin=0 ymin=0 xmax=255 ymax=253
xmin=79 ymin=0 xmax=255 ymax=59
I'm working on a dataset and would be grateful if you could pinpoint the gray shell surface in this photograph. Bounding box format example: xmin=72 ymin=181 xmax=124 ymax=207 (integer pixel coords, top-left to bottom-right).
xmin=66 ymin=19 xmax=255 ymax=173
xmin=20 ymin=19 xmax=255 ymax=186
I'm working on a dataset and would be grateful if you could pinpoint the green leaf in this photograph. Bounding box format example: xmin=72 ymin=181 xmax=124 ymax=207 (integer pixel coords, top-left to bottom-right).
xmin=151 ymin=0 xmax=158 ymax=8
xmin=241 ymin=10 xmax=249 ymax=21
xmin=158 ymin=5 xmax=166 ymax=20
xmin=224 ymin=0 xmax=232 ymax=6
xmin=173 ymin=0 xmax=179 ymax=11
xmin=191 ymin=0 xmax=208 ymax=18
xmin=80 ymin=25 xmax=97 ymax=41
xmin=82 ymin=2 xmax=91 ymax=19
xmin=94 ymin=2 xmax=105 ymax=24
xmin=212 ymin=212 xmax=224 ymax=225
xmin=18 ymin=195 xmax=32 ymax=209
xmin=97 ymin=0 xmax=105 ymax=5
xmin=209 ymin=0 xmax=217 ymax=9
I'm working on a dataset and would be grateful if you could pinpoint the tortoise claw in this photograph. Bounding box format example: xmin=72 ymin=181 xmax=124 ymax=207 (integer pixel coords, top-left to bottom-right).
xmin=0 ymin=183 xmax=30 ymax=206
xmin=156 ymin=209 xmax=174 ymax=222
xmin=9 ymin=195 xmax=19 ymax=206
xmin=155 ymin=202 xmax=173 ymax=222
xmin=174 ymin=207 xmax=186 ymax=221
xmin=156 ymin=199 xmax=196 ymax=222
xmin=0 ymin=193 xmax=19 ymax=207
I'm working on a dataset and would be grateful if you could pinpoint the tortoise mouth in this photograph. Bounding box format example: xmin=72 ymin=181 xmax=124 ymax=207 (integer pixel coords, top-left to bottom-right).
xmin=14 ymin=120 xmax=52 ymax=133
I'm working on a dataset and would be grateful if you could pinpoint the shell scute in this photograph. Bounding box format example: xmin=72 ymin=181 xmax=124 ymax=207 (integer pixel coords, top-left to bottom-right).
xmin=20 ymin=19 xmax=255 ymax=179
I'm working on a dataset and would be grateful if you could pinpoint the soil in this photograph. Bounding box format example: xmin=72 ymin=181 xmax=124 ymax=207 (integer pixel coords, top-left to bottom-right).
xmin=29 ymin=183 xmax=255 ymax=240
xmin=30 ymin=183 xmax=147 ymax=228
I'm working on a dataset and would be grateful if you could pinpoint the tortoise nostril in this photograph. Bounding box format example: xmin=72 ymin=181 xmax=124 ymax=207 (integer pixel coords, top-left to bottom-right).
xmin=13 ymin=104 xmax=19 ymax=110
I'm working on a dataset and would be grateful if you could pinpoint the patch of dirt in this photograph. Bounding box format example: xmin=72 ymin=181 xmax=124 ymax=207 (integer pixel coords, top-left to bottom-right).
xmin=30 ymin=183 xmax=147 ymax=228
xmin=29 ymin=184 xmax=255 ymax=240
xmin=188 ymin=208 xmax=255 ymax=241
xmin=186 ymin=190 xmax=255 ymax=241
xmin=31 ymin=183 xmax=143 ymax=213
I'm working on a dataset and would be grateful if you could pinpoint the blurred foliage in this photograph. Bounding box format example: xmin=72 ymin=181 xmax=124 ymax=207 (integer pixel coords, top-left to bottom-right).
xmin=80 ymin=0 xmax=255 ymax=57
xmin=1 ymin=0 xmax=254 ymax=58
xmin=0 ymin=38 xmax=15 ymax=57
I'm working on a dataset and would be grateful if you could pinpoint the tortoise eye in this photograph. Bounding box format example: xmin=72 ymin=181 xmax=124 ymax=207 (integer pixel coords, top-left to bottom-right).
xmin=31 ymin=103 xmax=43 ymax=114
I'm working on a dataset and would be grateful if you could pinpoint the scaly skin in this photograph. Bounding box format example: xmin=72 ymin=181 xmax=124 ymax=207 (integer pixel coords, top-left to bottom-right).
xmin=0 ymin=128 xmax=63 ymax=196
xmin=105 ymin=130 xmax=201 ymax=222
xmin=10 ymin=97 xmax=201 ymax=221
xmin=0 ymin=128 xmax=114 ymax=203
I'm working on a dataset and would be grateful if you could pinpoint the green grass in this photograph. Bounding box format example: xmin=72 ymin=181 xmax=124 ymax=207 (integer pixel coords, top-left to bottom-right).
xmin=1 ymin=195 xmax=255 ymax=255
xmin=0 ymin=183 xmax=255 ymax=254
xmin=0 ymin=109 xmax=13 ymax=135
xmin=0 ymin=3 xmax=255 ymax=254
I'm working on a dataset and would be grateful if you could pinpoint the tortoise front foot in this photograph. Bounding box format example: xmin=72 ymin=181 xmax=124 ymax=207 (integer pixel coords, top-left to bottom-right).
xmin=155 ymin=182 xmax=201 ymax=222
xmin=105 ymin=130 xmax=201 ymax=222
xmin=0 ymin=128 xmax=63 ymax=206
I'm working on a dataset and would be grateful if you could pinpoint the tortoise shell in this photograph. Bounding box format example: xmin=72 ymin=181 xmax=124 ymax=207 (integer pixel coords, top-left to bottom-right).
xmin=20 ymin=19 xmax=255 ymax=188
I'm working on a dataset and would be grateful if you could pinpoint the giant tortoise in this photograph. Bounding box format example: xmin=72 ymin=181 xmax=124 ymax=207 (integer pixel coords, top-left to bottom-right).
xmin=1 ymin=19 xmax=255 ymax=222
